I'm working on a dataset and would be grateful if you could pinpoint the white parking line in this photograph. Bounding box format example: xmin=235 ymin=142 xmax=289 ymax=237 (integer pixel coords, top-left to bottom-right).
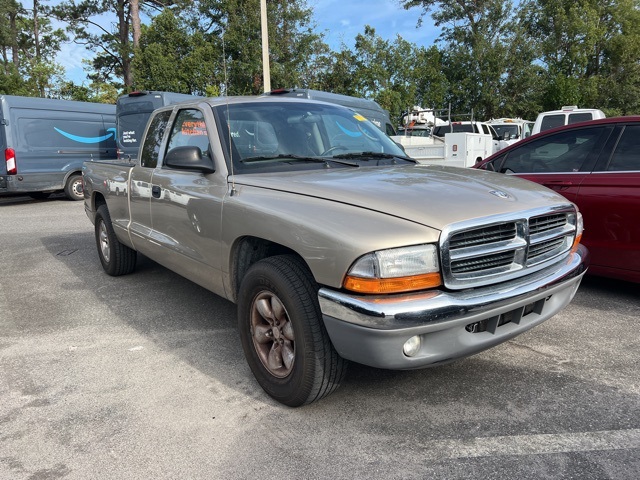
xmin=418 ymin=429 xmax=640 ymax=459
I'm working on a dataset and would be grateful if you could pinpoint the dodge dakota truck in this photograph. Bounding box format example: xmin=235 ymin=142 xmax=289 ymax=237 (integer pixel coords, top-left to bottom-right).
xmin=82 ymin=96 xmax=589 ymax=407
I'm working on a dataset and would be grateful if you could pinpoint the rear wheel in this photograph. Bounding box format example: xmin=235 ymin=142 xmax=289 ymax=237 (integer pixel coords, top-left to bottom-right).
xmin=95 ymin=205 xmax=137 ymax=276
xmin=237 ymin=255 xmax=347 ymax=407
xmin=64 ymin=173 xmax=84 ymax=201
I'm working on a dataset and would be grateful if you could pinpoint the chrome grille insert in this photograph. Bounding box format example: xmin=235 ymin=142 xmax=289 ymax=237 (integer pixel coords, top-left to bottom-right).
xmin=451 ymin=250 xmax=515 ymax=274
xmin=441 ymin=206 xmax=577 ymax=289
xmin=449 ymin=223 xmax=517 ymax=249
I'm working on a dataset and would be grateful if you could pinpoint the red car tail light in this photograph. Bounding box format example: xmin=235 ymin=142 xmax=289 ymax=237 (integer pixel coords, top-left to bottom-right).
xmin=5 ymin=148 xmax=17 ymax=175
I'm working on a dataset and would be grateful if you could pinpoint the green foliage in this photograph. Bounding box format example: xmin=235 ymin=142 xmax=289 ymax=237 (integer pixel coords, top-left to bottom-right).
xmin=0 ymin=66 xmax=26 ymax=95
xmin=0 ymin=0 xmax=66 ymax=97
xmin=189 ymin=0 xmax=328 ymax=95
xmin=315 ymin=28 xmax=449 ymax=124
xmin=56 ymin=80 xmax=117 ymax=103
xmin=132 ymin=9 xmax=221 ymax=94
xmin=316 ymin=48 xmax=359 ymax=96
xmin=402 ymin=0 xmax=524 ymax=118
xmin=525 ymin=0 xmax=640 ymax=114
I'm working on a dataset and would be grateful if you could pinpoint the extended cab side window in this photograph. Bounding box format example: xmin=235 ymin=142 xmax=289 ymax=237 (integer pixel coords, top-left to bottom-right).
xmin=568 ymin=113 xmax=593 ymax=124
xmin=140 ymin=110 xmax=172 ymax=168
xmin=606 ymin=125 xmax=640 ymax=171
xmin=539 ymin=114 xmax=565 ymax=132
xmin=500 ymin=127 xmax=604 ymax=173
xmin=165 ymin=109 xmax=211 ymax=164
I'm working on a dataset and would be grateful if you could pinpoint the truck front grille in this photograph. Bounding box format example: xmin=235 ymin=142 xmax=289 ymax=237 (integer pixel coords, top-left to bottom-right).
xmin=451 ymin=250 xmax=515 ymax=274
xmin=441 ymin=206 xmax=578 ymax=289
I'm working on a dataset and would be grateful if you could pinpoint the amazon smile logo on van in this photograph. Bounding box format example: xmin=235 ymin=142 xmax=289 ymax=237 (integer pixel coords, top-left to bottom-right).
xmin=54 ymin=127 xmax=116 ymax=144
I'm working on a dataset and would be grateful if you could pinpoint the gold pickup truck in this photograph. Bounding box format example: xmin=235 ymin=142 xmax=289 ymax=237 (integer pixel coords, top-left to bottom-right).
xmin=82 ymin=96 xmax=589 ymax=407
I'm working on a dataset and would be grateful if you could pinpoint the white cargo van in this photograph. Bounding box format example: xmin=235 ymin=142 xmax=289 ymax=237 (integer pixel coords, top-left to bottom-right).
xmin=531 ymin=106 xmax=605 ymax=136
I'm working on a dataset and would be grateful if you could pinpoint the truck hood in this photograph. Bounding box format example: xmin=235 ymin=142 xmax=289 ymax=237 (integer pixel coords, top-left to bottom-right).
xmin=230 ymin=165 xmax=570 ymax=229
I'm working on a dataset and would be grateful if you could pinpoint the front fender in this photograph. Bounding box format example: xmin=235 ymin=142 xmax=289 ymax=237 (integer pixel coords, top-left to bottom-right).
xmin=221 ymin=185 xmax=440 ymax=288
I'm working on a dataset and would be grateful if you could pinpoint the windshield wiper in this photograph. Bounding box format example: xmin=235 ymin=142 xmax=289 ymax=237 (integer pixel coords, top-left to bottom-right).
xmin=330 ymin=152 xmax=417 ymax=163
xmin=240 ymin=154 xmax=359 ymax=167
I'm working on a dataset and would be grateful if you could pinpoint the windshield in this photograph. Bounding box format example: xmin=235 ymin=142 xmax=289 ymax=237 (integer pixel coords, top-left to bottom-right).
xmin=492 ymin=124 xmax=520 ymax=139
xmin=214 ymin=101 xmax=409 ymax=173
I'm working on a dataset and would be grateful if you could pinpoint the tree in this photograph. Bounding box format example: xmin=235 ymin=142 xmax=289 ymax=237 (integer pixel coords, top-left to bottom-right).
xmin=192 ymin=0 xmax=328 ymax=95
xmin=402 ymin=0 xmax=521 ymax=118
xmin=132 ymin=9 xmax=221 ymax=95
xmin=350 ymin=27 xmax=448 ymax=121
xmin=53 ymin=1 xmax=183 ymax=90
xmin=0 ymin=0 xmax=66 ymax=96
xmin=600 ymin=1 xmax=640 ymax=115
xmin=525 ymin=0 xmax=640 ymax=114
xmin=0 ymin=0 xmax=22 ymax=93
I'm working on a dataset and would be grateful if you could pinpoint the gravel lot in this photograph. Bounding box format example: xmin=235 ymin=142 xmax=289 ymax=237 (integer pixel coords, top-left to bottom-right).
xmin=1 ymin=194 xmax=639 ymax=480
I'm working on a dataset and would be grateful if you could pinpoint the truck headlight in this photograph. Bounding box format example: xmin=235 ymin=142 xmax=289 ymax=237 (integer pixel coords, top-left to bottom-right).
xmin=344 ymin=244 xmax=441 ymax=294
xmin=570 ymin=211 xmax=583 ymax=252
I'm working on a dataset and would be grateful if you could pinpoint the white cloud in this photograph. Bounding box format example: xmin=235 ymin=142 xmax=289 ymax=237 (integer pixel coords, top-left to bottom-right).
xmin=56 ymin=42 xmax=93 ymax=85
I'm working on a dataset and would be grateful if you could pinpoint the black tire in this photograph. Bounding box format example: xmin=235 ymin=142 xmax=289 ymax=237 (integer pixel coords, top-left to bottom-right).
xmin=237 ymin=255 xmax=348 ymax=407
xmin=64 ymin=173 xmax=84 ymax=201
xmin=95 ymin=205 xmax=137 ymax=276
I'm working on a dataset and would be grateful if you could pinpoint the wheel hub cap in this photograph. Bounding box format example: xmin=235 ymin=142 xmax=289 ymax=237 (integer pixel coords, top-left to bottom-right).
xmin=250 ymin=291 xmax=295 ymax=378
xmin=99 ymin=222 xmax=110 ymax=263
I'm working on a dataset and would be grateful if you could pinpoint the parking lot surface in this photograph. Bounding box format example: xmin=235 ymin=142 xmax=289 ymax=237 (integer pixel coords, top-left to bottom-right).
xmin=1 ymin=195 xmax=639 ymax=479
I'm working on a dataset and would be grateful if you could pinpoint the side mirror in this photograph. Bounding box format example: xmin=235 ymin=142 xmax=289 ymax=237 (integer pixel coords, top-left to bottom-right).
xmin=165 ymin=146 xmax=215 ymax=173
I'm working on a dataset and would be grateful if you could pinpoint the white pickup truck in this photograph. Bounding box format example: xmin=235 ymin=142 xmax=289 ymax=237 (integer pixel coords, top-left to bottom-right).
xmin=392 ymin=121 xmax=506 ymax=167
xmin=488 ymin=118 xmax=535 ymax=145
xmin=82 ymin=96 xmax=589 ymax=406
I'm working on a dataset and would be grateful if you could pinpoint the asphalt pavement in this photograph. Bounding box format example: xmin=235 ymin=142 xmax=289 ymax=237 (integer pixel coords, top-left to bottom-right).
xmin=1 ymin=194 xmax=639 ymax=479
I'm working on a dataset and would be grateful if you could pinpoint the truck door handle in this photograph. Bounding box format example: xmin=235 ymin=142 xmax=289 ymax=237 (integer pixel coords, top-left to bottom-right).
xmin=152 ymin=185 xmax=161 ymax=198
xmin=543 ymin=181 xmax=573 ymax=185
xmin=542 ymin=181 xmax=573 ymax=191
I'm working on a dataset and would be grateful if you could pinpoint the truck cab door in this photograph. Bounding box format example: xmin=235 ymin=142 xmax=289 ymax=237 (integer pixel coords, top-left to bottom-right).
xmin=148 ymin=107 xmax=228 ymax=295
xmin=128 ymin=109 xmax=172 ymax=255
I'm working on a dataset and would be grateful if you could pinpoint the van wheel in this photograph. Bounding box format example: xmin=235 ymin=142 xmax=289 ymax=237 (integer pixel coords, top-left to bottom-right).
xmin=237 ymin=255 xmax=347 ymax=407
xmin=64 ymin=174 xmax=84 ymax=201
xmin=95 ymin=205 xmax=137 ymax=276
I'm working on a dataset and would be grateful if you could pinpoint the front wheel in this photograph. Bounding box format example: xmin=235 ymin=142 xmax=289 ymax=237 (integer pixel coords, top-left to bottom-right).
xmin=95 ymin=205 xmax=137 ymax=276
xmin=237 ymin=255 xmax=347 ymax=407
xmin=64 ymin=173 xmax=84 ymax=201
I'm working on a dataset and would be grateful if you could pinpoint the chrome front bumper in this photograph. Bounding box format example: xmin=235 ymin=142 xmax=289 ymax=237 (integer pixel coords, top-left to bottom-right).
xmin=318 ymin=245 xmax=589 ymax=369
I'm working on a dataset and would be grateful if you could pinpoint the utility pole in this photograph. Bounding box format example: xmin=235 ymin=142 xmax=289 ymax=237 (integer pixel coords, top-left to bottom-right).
xmin=260 ymin=0 xmax=271 ymax=93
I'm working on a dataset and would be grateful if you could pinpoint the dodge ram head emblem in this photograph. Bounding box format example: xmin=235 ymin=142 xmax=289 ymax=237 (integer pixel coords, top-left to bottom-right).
xmin=489 ymin=190 xmax=511 ymax=200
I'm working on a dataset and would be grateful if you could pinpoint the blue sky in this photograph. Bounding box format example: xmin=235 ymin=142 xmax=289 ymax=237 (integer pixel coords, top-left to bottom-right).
xmin=24 ymin=0 xmax=439 ymax=85
xmin=311 ymin=0 xmax=437 ymax=51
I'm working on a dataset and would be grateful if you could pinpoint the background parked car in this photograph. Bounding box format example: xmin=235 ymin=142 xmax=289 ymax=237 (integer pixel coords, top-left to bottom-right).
xmin=476 ymin=116 xmax=640 ymax=283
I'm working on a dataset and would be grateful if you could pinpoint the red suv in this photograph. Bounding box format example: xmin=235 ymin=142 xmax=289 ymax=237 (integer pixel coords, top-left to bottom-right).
xmin=476 ymin=117 xmax=640 ymax=283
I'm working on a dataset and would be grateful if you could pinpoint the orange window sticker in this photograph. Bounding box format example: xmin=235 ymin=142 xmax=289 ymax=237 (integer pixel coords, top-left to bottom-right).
xmin=181 ymin=120 xmax=207 ymax=135
xmin=353 ymin=114 xmax=367 ymax=122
